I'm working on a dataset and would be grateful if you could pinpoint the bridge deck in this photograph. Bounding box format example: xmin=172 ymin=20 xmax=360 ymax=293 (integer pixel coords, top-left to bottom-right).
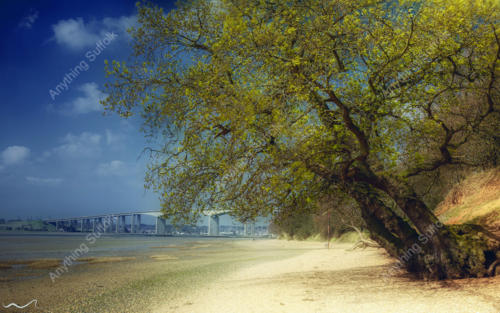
xmin=44 ymin=210 xmax=163 ymax=222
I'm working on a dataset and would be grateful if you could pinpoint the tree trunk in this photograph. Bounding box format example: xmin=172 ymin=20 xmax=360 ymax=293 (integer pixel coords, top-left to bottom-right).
xmin=380 ymin=180 xmax=499 ymax=279
xmin=348 ymin=182 xmax=431 ymax=274
xmin=349 ymin=166 xmax=500 ymax=280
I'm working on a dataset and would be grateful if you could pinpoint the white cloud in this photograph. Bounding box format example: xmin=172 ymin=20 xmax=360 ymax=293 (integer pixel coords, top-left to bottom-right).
xmin=26 ymin=176 xmax=63 ymax=185
xmin=52 ymin=15 xmax=137 ymax=50
xmin=67 ymin=83 xmax=107 ymax=114
xmin=97 ymin=160 xmax=126 ymax=176
xmin=39 ymin=129 xmax=126 ymax=163
xmin=102 ymin=16 xmax=137 ymax=34
xmin=19 ymin=9 xmax=39 ymax=29
xmin=52 ymin=18 xmax=100 ymax=50
xmin=54 ymin=132 xmax=102 ymax=158
xmin=1 ymin=146 xmax=30 ymax=166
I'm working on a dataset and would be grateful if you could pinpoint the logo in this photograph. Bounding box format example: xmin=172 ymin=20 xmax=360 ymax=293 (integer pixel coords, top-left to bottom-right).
xmin=2 ymin=299 xmax=37 ymax=309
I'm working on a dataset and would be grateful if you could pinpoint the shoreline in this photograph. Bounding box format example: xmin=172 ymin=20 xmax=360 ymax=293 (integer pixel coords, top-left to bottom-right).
xmin=0 ymin=239 xmax=312 ymax=312
xmin=0 ymin=239 xmax=499 ymax=312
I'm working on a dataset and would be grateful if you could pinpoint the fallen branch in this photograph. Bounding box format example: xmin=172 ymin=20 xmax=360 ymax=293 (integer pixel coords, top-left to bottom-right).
xmin=347 ymin=224 xmax=379 ymax=250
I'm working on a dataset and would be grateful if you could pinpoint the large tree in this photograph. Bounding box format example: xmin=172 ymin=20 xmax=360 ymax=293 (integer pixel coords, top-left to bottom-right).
xmin=104 ymin=0 xmax=500 ymax=279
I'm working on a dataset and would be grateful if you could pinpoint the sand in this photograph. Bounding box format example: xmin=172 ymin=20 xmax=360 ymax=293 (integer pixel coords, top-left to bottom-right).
xmin=0 ymin=238 xmax=303 ymax=312
xmin=154 ymin=240 xmax=500 ymax=313
xmin=1 ymin=239 xmax=499 ymax=312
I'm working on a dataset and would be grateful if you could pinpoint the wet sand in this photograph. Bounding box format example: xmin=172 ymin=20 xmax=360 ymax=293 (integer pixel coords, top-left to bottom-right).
xmin=0 ymin=238 xmax=310 ymax=312
xmin=1 ymin=239 xmax=499 ymax=312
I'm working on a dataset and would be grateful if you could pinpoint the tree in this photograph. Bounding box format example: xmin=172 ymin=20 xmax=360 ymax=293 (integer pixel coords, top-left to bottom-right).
xmin=104 ymin=0 xmax=500 ymax=279
xmin=316 ymin=193 xmax=365 ymax=239
xmin=270 ymin=211 xmax=317 ymax=240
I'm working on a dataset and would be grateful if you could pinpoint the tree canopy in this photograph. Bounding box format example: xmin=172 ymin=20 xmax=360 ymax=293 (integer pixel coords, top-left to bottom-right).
xmin=105 ymin=0 xmax=498 ymax=220
xmin=104 ymin=0 xmax=500 ymax=279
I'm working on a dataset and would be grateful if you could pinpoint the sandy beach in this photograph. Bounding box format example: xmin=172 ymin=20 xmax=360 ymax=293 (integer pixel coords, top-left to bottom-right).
xmin=1 ymin=238 xmax=499 ymax=312
xmin=155 ymin=240 xmax=500 ymax=313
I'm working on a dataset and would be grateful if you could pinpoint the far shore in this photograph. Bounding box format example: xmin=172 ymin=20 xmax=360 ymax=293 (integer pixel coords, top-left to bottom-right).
xmin=0 ymin=239 xmax=499 ymax=312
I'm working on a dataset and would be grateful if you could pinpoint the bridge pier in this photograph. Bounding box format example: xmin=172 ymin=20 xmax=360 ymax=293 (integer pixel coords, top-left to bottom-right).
xmin=208 ymin=215 xmax=220 ymax=236
xmin=96 ymin=217 xmax=104 ymax=232
xmin=85 ymin=219 xmax=91 ymax=232
xmin=71 ymin=220 xmax=78 ymax=231
xmin=155 ymin=217 xmax=166 ymax=235
xmin=243 ymin=222 xmax=255 ymax=237
xmin=103 ymin=217 xmax=111 ymax=233
xmin=132 ymin=214 xmax=141 ymax=233
xmin=120 ymin=215 xmax=126 ymax=233
xmin=46 ymin=210 xmax=253 ymax=236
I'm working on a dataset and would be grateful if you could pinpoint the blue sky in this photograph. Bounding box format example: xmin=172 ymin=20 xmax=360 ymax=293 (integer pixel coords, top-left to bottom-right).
xmin=0 ymin=0 xmax=181 ymax=220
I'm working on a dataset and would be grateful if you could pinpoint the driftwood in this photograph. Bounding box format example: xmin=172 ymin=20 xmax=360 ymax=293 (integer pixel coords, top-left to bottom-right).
xmin=347 ymin=225 xmax=379 ymax=251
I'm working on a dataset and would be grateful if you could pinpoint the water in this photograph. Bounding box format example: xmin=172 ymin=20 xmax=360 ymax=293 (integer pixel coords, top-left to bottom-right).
xmin=0 ymin=232 xmax=237 ymax=261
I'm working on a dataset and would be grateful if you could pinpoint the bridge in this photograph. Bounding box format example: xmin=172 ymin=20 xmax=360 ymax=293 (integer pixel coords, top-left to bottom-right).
xmin=44 ymin=210 xmax=256 ymax=236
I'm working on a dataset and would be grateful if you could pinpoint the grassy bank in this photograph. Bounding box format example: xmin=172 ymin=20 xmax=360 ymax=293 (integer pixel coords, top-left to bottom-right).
xmin=436 ymin=168 xmax=500 ymax=231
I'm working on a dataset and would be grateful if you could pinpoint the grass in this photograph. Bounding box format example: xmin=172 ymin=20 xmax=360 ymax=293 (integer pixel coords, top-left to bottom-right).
xmin=436 ymin=168 xmax=500 ymax=231
xmin=305 ymin=234 xmax=324 ymax=242
xmin=278 ymin=231 xmax=365 ymax=245
xmin=333 ymin=231 xmax=369 ymax=244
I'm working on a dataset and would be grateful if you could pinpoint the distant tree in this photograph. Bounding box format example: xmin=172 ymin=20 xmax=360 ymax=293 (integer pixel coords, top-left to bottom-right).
xmin=270 ymin=211 xmax=316 ymax=240
xmin=316 ymin=193 xmax=365 ymax=239
xmin=104 ymin=0 xmax=500 ymax=279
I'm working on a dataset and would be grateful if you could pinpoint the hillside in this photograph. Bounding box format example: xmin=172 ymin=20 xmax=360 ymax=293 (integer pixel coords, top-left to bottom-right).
xmin=436 ymin=168 xmax=500 ymax=233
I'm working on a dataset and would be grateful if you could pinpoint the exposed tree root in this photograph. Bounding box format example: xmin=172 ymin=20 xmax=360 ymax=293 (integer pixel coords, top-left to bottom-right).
xmin=488 ymin=260 xmax=499 ymax=277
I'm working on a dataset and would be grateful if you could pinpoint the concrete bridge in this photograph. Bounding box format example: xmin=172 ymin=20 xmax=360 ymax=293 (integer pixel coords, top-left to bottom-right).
xmin=205 ymin=209 xmax=227 ymax=236
xmin=44 ymin=210 xmax=256 ymax=236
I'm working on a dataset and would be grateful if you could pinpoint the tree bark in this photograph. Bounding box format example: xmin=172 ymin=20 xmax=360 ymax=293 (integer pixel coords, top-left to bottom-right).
xmin=348 ymin=165 xmax=500 ymax=279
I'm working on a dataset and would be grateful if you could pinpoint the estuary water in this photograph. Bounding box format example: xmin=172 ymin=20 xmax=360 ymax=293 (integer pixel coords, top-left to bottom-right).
xmin=0 ymin=232 xmax=239 ymax=261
